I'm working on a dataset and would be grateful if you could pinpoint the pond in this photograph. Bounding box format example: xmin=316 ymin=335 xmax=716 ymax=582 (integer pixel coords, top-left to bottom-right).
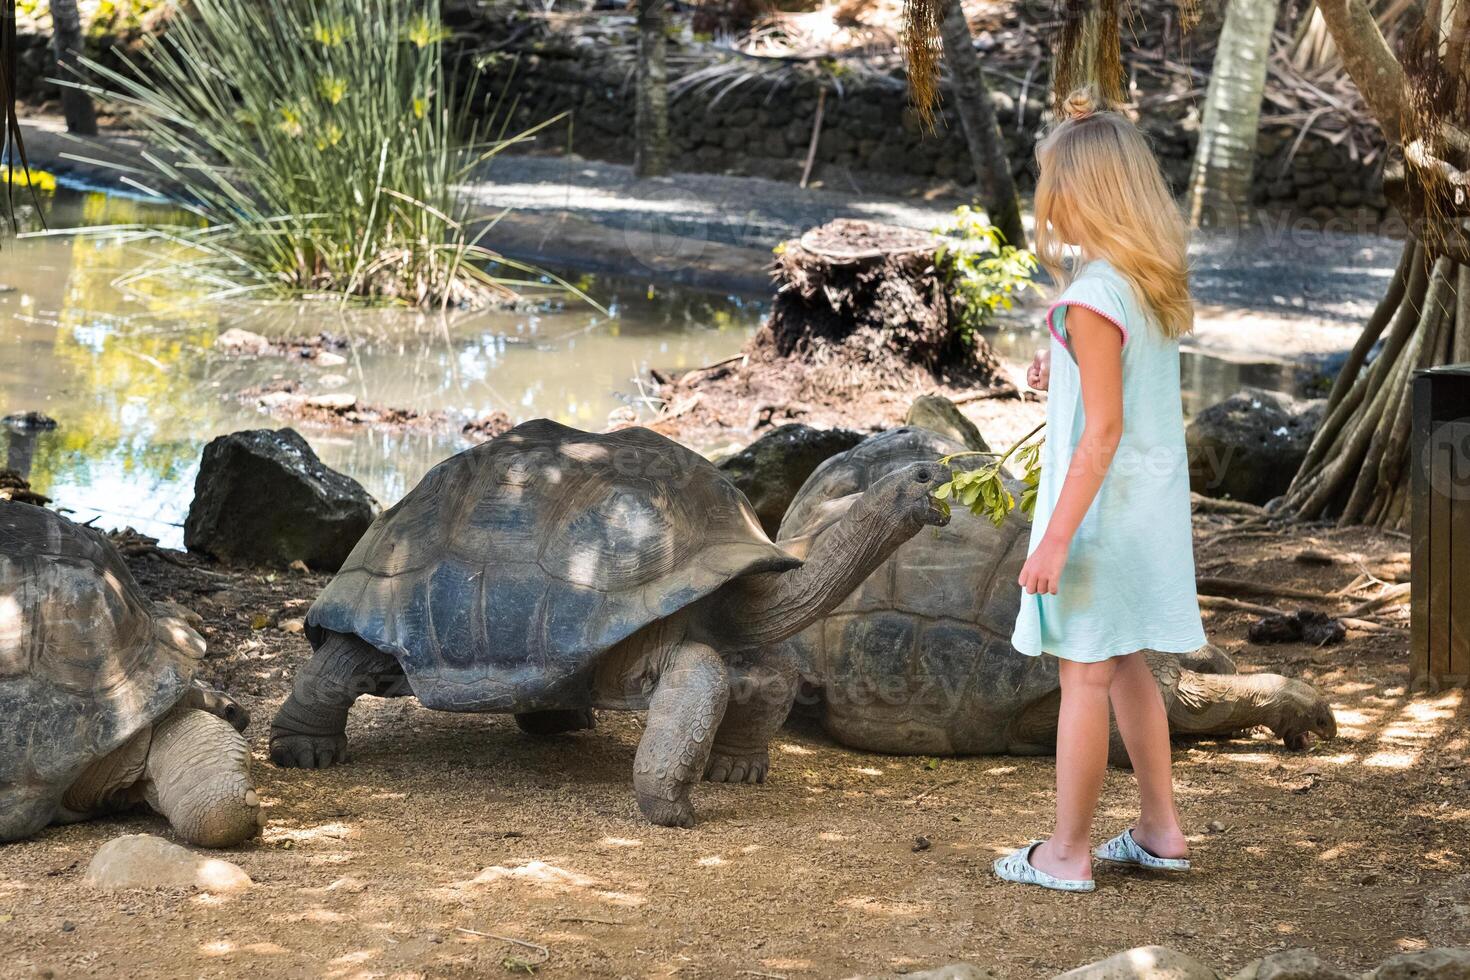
xmin=1 ymin=187 xmax=1313 ymax=548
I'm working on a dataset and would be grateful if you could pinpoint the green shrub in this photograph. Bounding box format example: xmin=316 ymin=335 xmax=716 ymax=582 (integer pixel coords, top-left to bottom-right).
xmin=933 ymin=205 xmax=1037 ymax=348
xmin=73 ymin=0 xmax=549 ymax=307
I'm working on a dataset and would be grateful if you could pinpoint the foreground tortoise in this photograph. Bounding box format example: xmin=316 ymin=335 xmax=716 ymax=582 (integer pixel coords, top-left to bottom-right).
xmin=775 ymin=427 xmax=1338 ymax=759
xmin=270 ymin=419 xmax=948 ymax=826
xmin=0 ymin=501 xmax=262 ymax=846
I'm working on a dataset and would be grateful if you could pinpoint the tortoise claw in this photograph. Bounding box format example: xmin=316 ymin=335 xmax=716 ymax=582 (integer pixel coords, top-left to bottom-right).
xmin=637 ymin=792 xmax=695 ymax=828
xmin=270 ymin=733 xmax=349 ymax=769
xmin=704 ymin=751 xmax=768 ymax=785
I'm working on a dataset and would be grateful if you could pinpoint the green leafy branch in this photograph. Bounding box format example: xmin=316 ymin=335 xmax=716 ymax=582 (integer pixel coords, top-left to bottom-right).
xmin=932 ymin=421 xmax=1046 ymax=527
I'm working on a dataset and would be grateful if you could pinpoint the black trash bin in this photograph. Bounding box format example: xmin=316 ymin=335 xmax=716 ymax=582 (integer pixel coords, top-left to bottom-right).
xmin=1411 ymin=365 xmax=1470 ymax=687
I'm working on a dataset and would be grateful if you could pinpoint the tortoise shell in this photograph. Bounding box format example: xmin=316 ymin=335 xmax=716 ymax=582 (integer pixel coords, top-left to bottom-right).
xmin=776 ymin=427 xmax=1052 ymax=754
xmin=0 ymin=501 xmax=205 ymax=840
xmin=306 ymin=419 xmax=799 ymax=711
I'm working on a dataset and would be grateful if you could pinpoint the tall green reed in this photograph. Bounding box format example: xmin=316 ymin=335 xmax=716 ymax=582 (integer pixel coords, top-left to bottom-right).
xmin=74 ymin=0 xmax=546 ymax=308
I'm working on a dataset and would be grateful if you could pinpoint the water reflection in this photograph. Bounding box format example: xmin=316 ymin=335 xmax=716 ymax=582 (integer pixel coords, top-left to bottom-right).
xmin=1 ymin=188 xmax=760 ymax=546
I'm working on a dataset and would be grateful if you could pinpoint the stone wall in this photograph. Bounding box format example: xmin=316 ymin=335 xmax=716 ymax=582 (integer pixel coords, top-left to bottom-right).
xmin=467 ymin=45 xmax=1388 ymax=224
xmin=15 ymin=9 xmax=1389 ymax=225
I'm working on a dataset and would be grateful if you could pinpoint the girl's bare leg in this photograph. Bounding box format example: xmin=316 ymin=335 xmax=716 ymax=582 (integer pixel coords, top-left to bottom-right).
xmin=1029 ymin=657 xmax=1117 ymax=881
xmin=1109 ymin=651 xmax=1189 ymax=859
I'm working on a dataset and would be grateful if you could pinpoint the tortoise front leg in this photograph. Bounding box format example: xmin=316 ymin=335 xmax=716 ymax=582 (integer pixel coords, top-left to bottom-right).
xmin=634 ymin=641 xmax=728 ymax=828
xmin=705 ymin=648 xmax=798 ymax=785
xmin=270 ymin=631 xmax=407 ymax=769
xmin=145 ymin=704 xmax=262 ymax=847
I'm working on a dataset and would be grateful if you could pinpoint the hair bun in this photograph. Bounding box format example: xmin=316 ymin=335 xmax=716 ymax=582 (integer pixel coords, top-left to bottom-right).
xmin=1060 ymin=88 xmax=1099 ymax=121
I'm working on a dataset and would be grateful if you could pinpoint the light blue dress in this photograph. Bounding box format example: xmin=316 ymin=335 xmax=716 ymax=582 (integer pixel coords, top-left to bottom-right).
xmin=1010 ymin=259 xmax=1207 ymax=663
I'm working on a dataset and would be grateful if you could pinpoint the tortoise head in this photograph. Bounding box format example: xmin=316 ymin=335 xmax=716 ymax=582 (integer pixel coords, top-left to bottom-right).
xmin=705 ymin=462 xmax=952 ymax=649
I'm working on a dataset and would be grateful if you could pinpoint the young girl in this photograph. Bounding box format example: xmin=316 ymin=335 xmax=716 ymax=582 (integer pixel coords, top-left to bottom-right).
xmin=993 ymin=89 xmax=1207 ymax=893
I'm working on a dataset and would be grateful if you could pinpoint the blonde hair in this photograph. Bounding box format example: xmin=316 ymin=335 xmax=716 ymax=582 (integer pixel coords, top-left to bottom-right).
xmin=1034 ymin=88 xmax=1194 ymax=339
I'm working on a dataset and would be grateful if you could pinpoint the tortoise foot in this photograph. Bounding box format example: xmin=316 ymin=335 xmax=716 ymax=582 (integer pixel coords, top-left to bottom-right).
xmin=269 ymin=733 xmax=349 ymax=769
xmin=704 ymin=750 xmax=768 ymax=784
xmin=637 ymin=791 xmax=695 ymax=828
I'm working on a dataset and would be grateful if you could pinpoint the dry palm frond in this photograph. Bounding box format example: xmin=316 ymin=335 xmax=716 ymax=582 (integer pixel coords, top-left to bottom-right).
xmin=900 ymin=0 xmax=944 ymax=127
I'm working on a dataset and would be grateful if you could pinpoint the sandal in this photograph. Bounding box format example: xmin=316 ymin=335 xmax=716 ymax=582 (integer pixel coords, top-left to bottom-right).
xmin=993 ymin=841 xmax=1096 ymax=893
xmin=1095 ymin=829 xmax=1191 ymax=872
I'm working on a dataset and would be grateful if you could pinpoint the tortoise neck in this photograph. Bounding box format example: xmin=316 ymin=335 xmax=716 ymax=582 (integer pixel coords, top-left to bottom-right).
xmin=704 ymin=496 xmax=917 ymax=649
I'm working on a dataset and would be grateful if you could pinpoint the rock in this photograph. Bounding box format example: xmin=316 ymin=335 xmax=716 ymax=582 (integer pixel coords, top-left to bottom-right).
xmin=318 ymin=373 xmax=349 ymax=388
xmin=1372 ymin=948 xmax=1470 ymax=980
xmin=215 ymin=328 xmax=275 ymax=356
xmin=184 ymin=428 xmax=377 ymax=571
xmin=314 ymin=351 xmax=348 ymax=368
xmin=84 ymin=835 xmax=252 ymax=893
xmin=716 ymin=424 xmax=865 ymax=536
xmin=1248 ymin=610 xmax=1346 ymax=647
xmin=856 ymin=965 xmax=995 ymax=980
xmin=905 ymin=394 xmax=990 ymax=453
xmin=1186 ymin=388 xmax=1325 ymax=505
xmin=1227 ymin=949 xmax=1357 ymax=980
xmin=1057 ymin=947 xmax=1218 ymax=980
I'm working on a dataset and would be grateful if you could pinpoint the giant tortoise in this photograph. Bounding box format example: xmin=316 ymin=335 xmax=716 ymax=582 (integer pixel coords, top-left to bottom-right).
xmin=0 ymin=501 xmax=262 ymax=846
xmin=269 ymin=419 xmax=948 ymax=826
xmin=775 ymin=427 xmax=1338 ymax=759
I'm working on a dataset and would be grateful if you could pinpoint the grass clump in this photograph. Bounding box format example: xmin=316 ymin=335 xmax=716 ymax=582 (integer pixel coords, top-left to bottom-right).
xmin=76 ymin=0 xmax=540 ymax=308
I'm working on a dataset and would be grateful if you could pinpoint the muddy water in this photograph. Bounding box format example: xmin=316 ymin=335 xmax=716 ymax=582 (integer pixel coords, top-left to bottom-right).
xmin=0 ymin=190 xmax=758 ymax=545
xmin=2 ymin=188 xmax=1312 ymax=549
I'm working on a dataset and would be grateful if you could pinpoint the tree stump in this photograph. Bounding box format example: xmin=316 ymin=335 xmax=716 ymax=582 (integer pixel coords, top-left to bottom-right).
xmin=759 ymin=219 xmax=1013 ymax=395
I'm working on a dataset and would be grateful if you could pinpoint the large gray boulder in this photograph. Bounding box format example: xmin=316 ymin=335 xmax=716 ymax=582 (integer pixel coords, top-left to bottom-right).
xmin=184 ymin=428 xmax=376 ymax=571
xmin=1187 ymin=387 xmax=1325 ymax=505
xmin=717 ymin=423 xmax=864 ymax=536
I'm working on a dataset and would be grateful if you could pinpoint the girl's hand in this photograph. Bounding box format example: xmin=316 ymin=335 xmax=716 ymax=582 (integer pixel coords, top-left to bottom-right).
xmin=1019 ymin=535 xmax=1069 ymax=595
xmin=1027 ymin=349 xmax=1051 ymax=391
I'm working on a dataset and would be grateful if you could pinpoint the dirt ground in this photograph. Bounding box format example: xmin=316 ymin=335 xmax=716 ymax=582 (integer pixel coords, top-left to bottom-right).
xmin=1 ymin=499 xmax=1464 ymax=980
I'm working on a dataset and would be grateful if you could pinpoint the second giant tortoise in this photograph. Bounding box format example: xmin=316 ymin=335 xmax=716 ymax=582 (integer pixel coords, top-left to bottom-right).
xmin=1 ymin=501 xmax=261 ymax=846
xmin=270 ymin=419 xmax=948 ymax=826
xmin=775 ymin=427 xmax=1338 ymax=759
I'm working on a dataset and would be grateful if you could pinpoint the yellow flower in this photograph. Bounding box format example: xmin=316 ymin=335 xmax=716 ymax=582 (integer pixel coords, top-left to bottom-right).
xmin=309 ymin=19 xmax=347 ymax=46
xmin=315 ymin=123 xmax=345 ymax=151
xmin=412 ymin=96 xmax=429 ymax=119
xmin=317 ymin=76 xmax=348 ymax=105
xmin=405 ymin=15 xmax=448 ymax=48
xmin=277 ymin=105 xmax=304 ymax=138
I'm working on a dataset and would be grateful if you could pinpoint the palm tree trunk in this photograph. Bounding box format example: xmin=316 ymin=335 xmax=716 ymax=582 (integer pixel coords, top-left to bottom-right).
xmin=938 ymin=0 xmax=1026 ymax=249
xmin=634 ymin=0 xmax=669 ymax=178
xmin=1185 ymin=0 xmax=1280 ymax=227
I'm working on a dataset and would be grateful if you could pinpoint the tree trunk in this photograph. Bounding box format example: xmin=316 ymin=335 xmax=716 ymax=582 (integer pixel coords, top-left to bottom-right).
xmin=1282 ymin=245 xmax=1465 ymax=531
xmin=1282 ymin=0 xmax=1470 ymax=529
xmin=1185 ymin=0 xmax=1281 ymax=228
xmin=938 ymin=0 xmax=1026 ymax=249
xmin=49 ymin=0 xmax=96 ymax=136
xmin=634 ymin=0 xmax=669 ymax=178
